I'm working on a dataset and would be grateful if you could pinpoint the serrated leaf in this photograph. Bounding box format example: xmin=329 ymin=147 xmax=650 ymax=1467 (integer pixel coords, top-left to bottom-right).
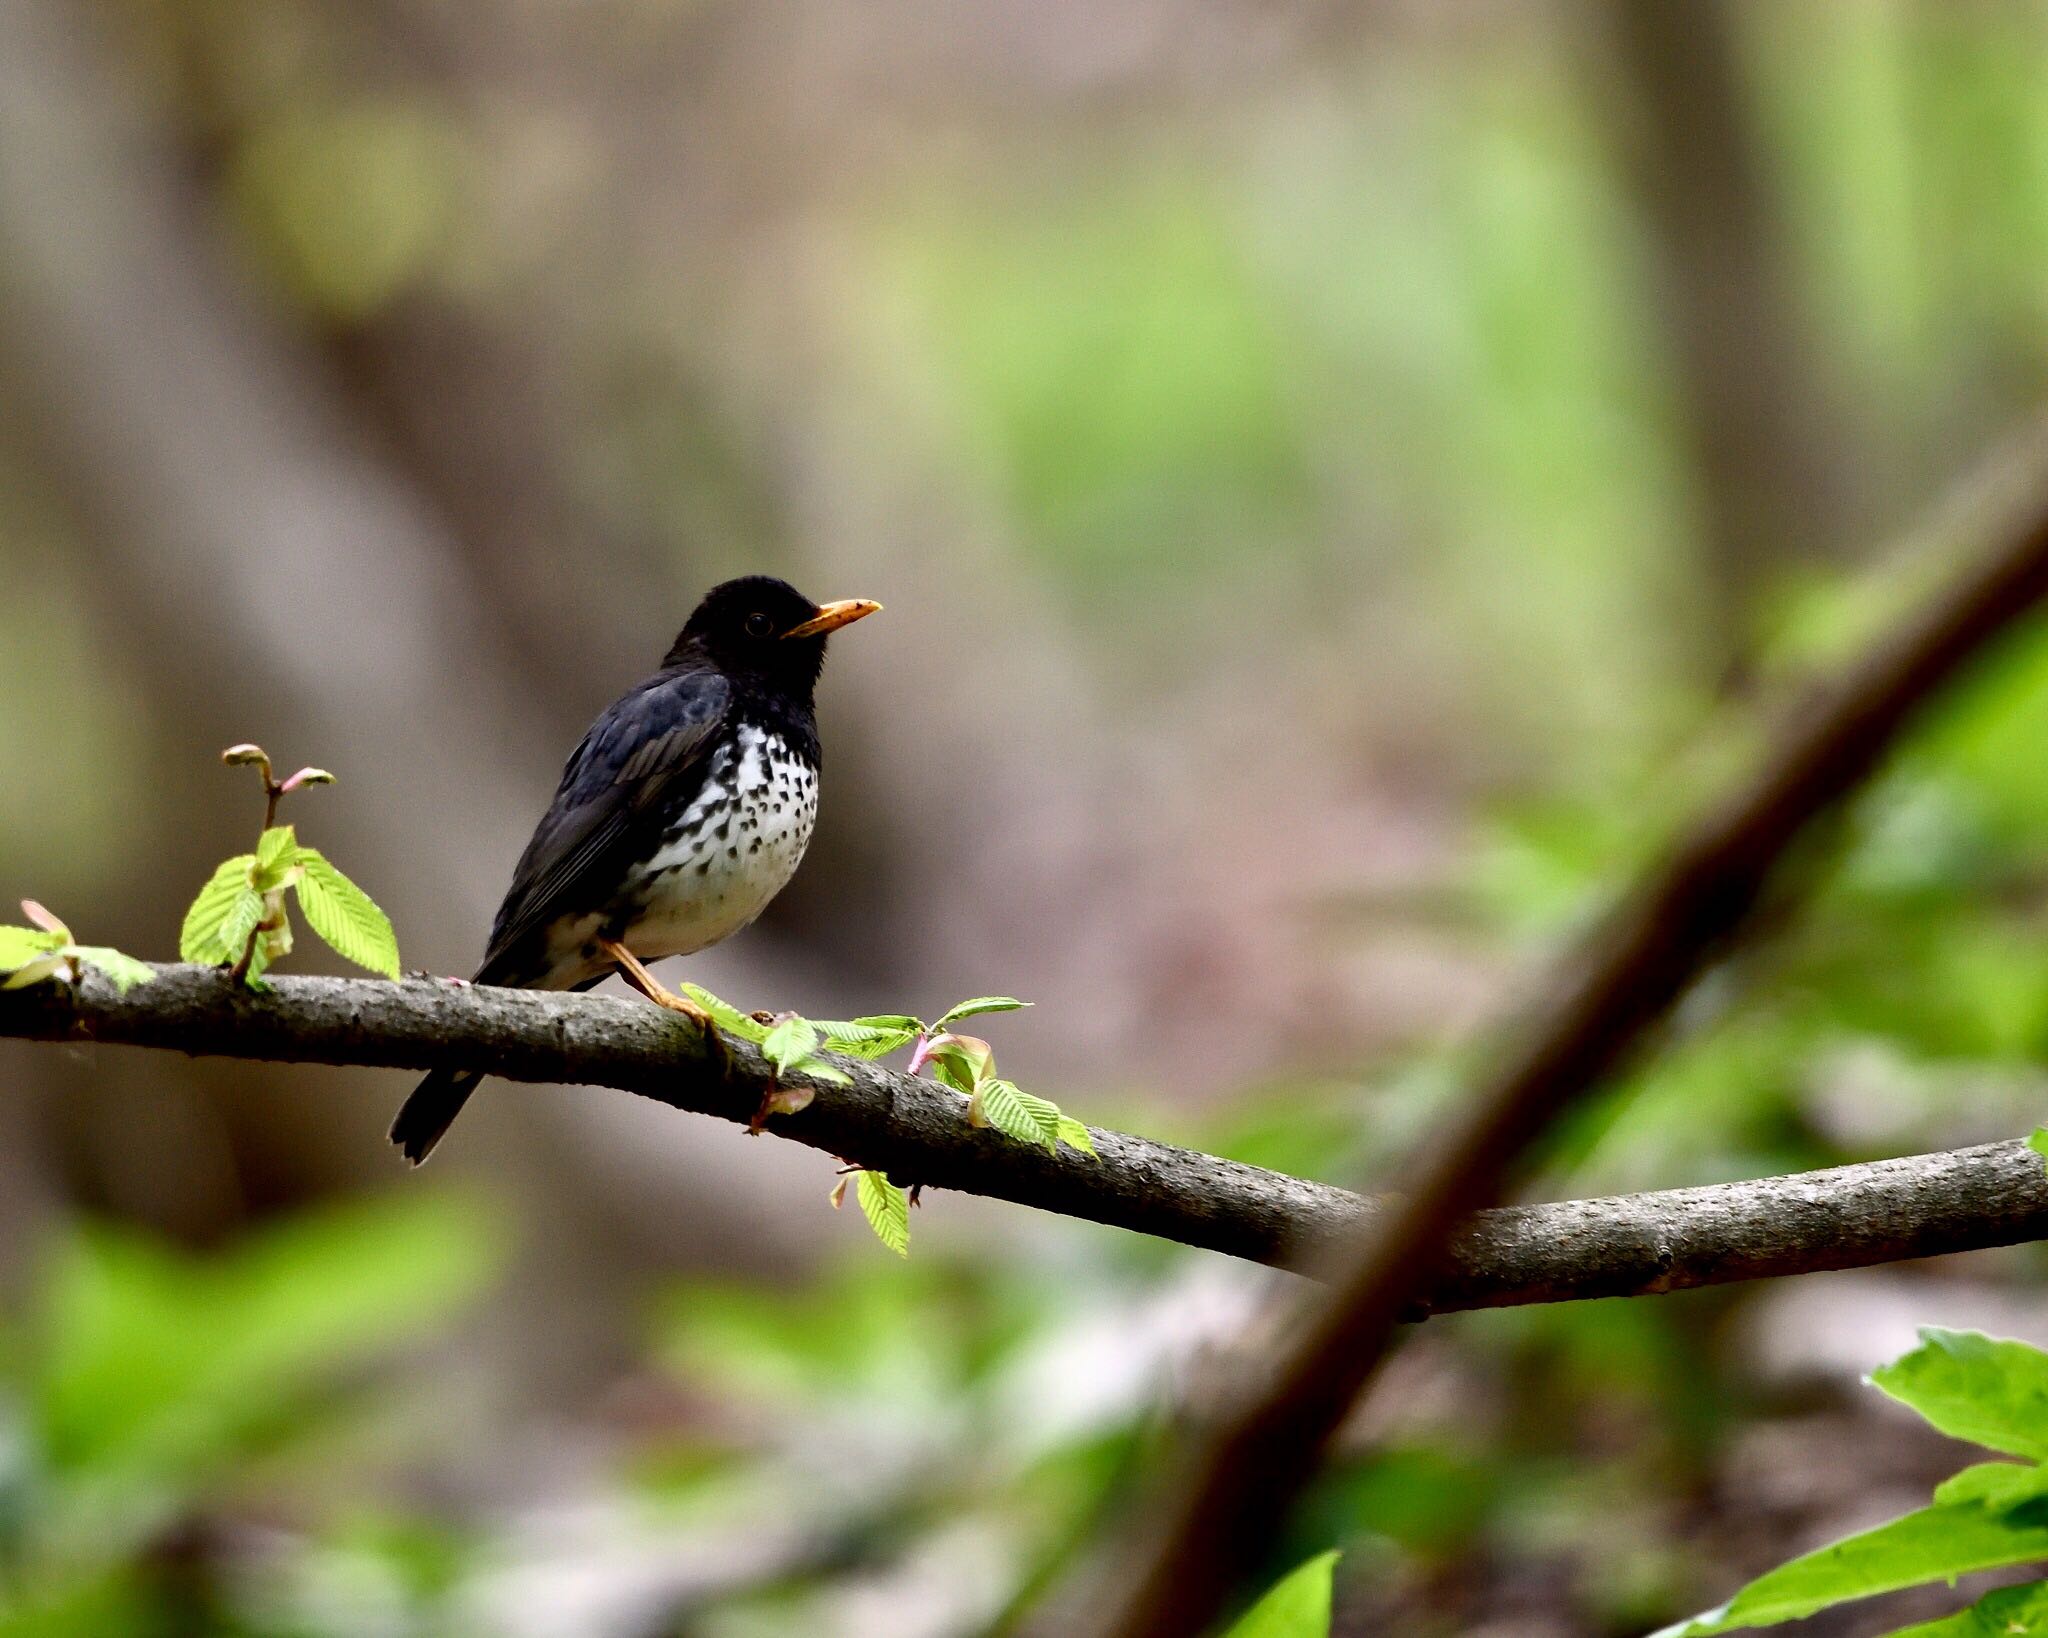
xmin=849 ymin=1014 xmax=922 ymax=1033
xmin=1 ymin=955 xmax=67 ymax=989
xmin=679 ymin=985 xmax=771 ymax=1043
xmin=0 ymin=925 xmax=65 ymax=968
xmin=1055 ymin=1115 xmax=1098 ymax=1158
xmin=181 ymin=856 xmax=257 ymax=963
xmin=812 ymin=1018 xmax=921 ymax=1058
xmin=934 ymin=995 xmax=1030 ymax=1028
xmin=795 ymin=1058 xmax=852 ymax=1086
xmin=1222 ymin=1550 xmax=1339 ymax=1638
xmin=762 ymin=1016 xmax=820 ymax=1077
xmin=291 ymin=850 xmax=399 ymax=978
xmin=70 ymin=948 xmax=156 ymax=995
xmin=2031 ymin=1128 xmax=2048 ymax=1169
xmin=253 ymin=825 xmax=298 ymax=886
xmin=972 ymin=1078 xmax=1061 ymax=1151
xmin=1871 ymin=1330 xmax=2048 ymax=1460
xmin=855 ymin=1171 xmax=910 ymax=1257
xmin=216 ymin=890 xmax=265 ymax=966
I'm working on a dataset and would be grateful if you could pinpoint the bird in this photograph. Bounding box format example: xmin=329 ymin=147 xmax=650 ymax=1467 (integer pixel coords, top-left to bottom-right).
xmin=389 ymin=576 xmax=880 ymax=1163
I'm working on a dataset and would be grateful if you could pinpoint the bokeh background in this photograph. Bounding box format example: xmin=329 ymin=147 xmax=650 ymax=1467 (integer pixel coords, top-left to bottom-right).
xmin=7 ymin=1 xmax=2048 ymax=1632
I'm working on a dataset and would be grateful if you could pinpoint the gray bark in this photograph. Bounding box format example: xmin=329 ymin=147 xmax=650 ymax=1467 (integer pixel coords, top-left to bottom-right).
xmin=4 ymin=964 xmax=2045 ymax=1311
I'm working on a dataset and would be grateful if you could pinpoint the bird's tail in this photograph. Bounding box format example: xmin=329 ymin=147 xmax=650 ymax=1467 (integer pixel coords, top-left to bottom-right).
xmin=389 ymin=1067 xmax=483 ymax=1166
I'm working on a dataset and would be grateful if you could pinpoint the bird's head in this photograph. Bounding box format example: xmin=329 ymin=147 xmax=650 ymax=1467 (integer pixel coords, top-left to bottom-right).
xmin=666 ymin=576 xmax=881 ymax=696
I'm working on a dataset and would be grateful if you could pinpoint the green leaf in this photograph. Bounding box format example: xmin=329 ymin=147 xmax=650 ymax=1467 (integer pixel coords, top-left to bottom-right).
xmin=253 ymin=824 xmax=298 ymax=886
xmin=678 ymin=985 xmax=771 ymax=1044
xmin=2031 ymin=1127 xmax=2048 ymax=1169
xmin=812 ymin=1018 xmax=922 ymax=1058
xmin=1652 ymin=1501 xmax=2048 ymax=1634
xmin=795 ymin=1059 xmax=853 ymax=1086
xmin=1872 ymin=1329 xmax=2048 ymax=1460
xmin=180 ymin=855 xmax=257 ymax=963
xmin=761 ymin=1016 xmax=820 ymax=1077
xmin=291 ymin=849 xmax=400 ymax=978
xmin=0 ymin=925 xmax=65 ymax=969
xmin=1221 ymin=1550 xmax=1339 ymax=1638
xmin=855 ymin=1171 xmax=910 ymax=1257
xmin=1055 ymin=1115 xmax=1098 ymax=1158
xmin=69 ymin=948 xmax=156 ymax=995
xmin=934 ymin=995 xmax=1030 ymax=1029
xmin=1934 ymin=1461 xmax=2048 ymax=1509
xmin=972 ymin=1078 xmax=1062 ymax=1151
xmin=215 ymin=889 xmax=265 ymax=967
xmin=1884 ymin=1578 xmax=2048 ymax=1637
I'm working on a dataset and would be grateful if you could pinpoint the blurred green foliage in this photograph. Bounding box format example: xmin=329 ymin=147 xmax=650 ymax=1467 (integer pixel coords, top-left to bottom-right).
xmin=0 ymin=1194 xmax=497 ymax=1636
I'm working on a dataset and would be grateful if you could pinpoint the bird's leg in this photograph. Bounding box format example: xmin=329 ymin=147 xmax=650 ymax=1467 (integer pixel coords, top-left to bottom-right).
xmin=599 ymin=940 xmax=715 ymax=1029
xmin=597 ymin=941 xmax=731 ymax=1074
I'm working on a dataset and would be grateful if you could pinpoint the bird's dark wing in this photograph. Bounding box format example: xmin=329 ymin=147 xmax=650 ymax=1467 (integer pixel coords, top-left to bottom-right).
xmin=477 ymin=666 xmax=731 ymax=979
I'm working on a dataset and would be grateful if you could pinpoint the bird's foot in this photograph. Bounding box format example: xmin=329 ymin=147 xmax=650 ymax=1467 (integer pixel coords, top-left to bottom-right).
xmin=598 ymin=941 xmax=727 ymax=1069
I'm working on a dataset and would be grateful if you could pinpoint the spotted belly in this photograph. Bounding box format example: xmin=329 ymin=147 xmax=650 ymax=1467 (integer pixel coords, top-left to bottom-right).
xmin=543 ymin=728 xmax=819 ymax=979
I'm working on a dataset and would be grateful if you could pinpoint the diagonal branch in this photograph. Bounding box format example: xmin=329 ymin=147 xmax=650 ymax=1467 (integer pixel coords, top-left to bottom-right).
xmin=2 ymin=967 xmax=2047 ymax=1312
xmin=1061 ymin=424 xmax=2048 ymax=1638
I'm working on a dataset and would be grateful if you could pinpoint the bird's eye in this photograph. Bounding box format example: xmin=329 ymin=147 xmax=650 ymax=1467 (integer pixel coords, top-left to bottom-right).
xmin=744 ymin=612 xmax=774 ymax=638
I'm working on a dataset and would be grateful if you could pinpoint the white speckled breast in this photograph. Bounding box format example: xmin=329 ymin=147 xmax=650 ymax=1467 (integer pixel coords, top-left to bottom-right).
xmin=618 ymin=723 xmax=818 ymax=960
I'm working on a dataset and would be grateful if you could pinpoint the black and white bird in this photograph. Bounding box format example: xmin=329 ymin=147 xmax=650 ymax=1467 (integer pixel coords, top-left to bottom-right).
xmin=389 ymin=576 xmax=880 ymax=1163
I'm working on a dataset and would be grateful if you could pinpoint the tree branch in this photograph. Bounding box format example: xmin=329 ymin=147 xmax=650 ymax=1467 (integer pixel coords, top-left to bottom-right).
xmin=1060 ymin=421 xmax=2048 ymax=1638
xmin=4 ymin=966 xmax=2047 ymax=1312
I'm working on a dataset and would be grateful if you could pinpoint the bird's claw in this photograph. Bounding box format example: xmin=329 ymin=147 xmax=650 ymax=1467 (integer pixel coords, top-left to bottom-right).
xmin=598 ymin=939 xmax=727 ymax=1067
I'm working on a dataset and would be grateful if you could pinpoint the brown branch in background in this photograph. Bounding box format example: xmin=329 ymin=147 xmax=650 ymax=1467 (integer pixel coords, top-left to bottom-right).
xmin=4 ymin=967 xmax=2048 ymax=1309
xmin=1056 ymin=423 xmax=2048 ymax=1638
xmin=1596 ymin=0 xmax=1838 ymax=679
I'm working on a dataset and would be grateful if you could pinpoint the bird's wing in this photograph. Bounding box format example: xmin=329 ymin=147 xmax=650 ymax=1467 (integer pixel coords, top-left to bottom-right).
xmin=478 ymin=666 xmax=732 ymax=978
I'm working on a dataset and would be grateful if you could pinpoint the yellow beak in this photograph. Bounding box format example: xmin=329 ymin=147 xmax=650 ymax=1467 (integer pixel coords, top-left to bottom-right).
xmin=782 ymin=598 xmax=882 ymax=639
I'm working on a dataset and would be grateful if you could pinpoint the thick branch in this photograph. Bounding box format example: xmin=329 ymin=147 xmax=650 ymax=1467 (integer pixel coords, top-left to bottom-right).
xmin=3 ymin=967 xmax=2047 ymax=1311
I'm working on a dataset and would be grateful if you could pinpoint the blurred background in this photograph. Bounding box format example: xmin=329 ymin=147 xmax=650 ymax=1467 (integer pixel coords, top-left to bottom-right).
xmin=7 ymin=0 xmax=2048 ymax=1632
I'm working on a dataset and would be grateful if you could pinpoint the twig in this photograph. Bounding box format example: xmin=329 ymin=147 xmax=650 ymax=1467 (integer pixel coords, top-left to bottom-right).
xmin=3 ymin=968 xmax=2048 ymax=1309
xmin=1057 ymin=422 xmax=2048 ymax=1638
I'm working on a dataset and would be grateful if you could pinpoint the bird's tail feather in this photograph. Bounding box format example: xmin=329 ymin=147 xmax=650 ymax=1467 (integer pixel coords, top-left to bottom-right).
xmin=389 ymin=1067 xmax=483 ymax=1166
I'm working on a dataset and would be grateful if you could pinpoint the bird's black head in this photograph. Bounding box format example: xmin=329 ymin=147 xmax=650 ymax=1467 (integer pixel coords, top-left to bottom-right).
xmin=664 ymin=576 xmax=881 ymax=699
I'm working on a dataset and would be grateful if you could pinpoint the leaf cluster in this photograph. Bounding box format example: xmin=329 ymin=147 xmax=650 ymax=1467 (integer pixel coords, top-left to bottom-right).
xmin=680 ymin=990 xmax=1094 ymax=1255
xmin=181 ymin=824 xmax=398 ymax=987
xmin=0 ymin=901 xmax=154 ymax=995
xmin=1655 ymin=1327 xmax=2048 ymax=1635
